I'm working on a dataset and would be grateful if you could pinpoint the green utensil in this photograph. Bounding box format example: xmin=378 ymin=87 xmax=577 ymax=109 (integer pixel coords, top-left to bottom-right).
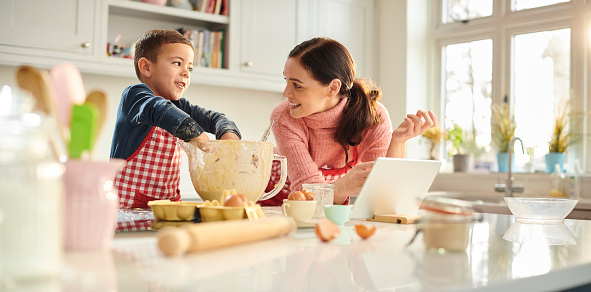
xmin=68 ymin=102 xmax=98 ymax=159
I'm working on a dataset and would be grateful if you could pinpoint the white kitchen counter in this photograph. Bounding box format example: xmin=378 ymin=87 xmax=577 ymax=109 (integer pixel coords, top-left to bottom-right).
xmin=11 ymin=210 xmax=591 ymax=292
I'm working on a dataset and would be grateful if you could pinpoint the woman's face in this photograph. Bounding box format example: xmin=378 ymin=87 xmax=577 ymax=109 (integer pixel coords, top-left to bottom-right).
xmin=282 ymin=57 xmax=340 ymax=119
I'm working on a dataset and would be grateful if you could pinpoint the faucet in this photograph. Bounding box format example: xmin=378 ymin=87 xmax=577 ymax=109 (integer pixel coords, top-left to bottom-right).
xmin=494 ymin=136 xmax=525 ymax=197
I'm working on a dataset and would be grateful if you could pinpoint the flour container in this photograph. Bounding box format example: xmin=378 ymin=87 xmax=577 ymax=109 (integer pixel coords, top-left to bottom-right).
xmin=0 ymin=86 xmax=65 ymax=281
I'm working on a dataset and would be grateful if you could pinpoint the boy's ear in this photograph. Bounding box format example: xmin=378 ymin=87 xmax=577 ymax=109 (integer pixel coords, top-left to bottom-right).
xmin=327 ymin=79 xmax=342 ymax=97
xmin=138 ymin=57 xmax=152 ymax=78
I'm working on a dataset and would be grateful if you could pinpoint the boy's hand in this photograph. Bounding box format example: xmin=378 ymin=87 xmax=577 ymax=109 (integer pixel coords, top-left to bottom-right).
xmin=220 ymin=132 xmax=240 ymax=140
xmin=190 ymin=133 xmax=211 ymax=152
xmin=190 ymin=132 xmax=211 ymax=142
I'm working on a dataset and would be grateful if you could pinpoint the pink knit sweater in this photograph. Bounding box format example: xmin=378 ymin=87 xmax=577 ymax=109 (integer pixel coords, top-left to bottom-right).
xmin=271 ymin=97 xmax=393 ymax=192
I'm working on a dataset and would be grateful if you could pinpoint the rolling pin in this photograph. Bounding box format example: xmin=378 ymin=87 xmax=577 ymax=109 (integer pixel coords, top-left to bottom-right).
xmin=157 ymin=217 xmax=296 ymax=256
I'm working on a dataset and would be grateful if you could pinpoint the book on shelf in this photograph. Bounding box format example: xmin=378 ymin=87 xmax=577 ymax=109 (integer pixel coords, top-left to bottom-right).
xmin=194 ymin=30 xmax=204 ymax=67
xmin=220 ymin=28 xmax=227 ymax=68
xmin=199 ymin=0 xmax=208 ymax=12
xmin=214 ymin=0 xmax=222 ymax=15
xmin=221 ymin=0 xmax=228 ymax=16
xmin=194 ymin=0 xmax=227 ymax=15
xmin=211 ymin=32 xmax=217 ymax=68
xmin=192 ymin=28 xmax=227 ymax=69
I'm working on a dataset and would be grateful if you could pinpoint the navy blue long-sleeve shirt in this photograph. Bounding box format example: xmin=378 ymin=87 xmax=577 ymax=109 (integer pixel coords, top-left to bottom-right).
xmin=110 ymin=83 xmax=241 ymax=159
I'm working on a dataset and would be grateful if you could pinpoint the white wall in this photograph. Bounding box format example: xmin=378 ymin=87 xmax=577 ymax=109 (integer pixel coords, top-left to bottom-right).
xmin=377 ymin=0 xmax=432 ymax=160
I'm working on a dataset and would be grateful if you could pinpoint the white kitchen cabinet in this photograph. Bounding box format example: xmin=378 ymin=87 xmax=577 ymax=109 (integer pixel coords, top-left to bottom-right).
xmin=300 ymin=0 xmax=377 ymax=79
xmin=235 ymin=0 xmax=297 ymax=82
xmin=0 ymin=0 xmax=98 ymax=61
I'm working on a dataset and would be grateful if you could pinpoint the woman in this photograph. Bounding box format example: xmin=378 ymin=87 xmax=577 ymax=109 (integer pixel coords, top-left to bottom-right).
xmin=259 ymin=37 xmax=437 ymax=206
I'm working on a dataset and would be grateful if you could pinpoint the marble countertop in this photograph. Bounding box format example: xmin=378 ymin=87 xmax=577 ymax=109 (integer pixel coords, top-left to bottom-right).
xmin=15 ymin=209 xmax=591 ymax=292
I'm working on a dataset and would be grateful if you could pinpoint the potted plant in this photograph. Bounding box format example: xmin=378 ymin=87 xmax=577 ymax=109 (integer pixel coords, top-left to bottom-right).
xmin=491 ymin=104 xmax=516 ymax=172
xmin=421 ymin=126 xmax=443 ymax=160
xmin=545 ymin=100 xmax=579 ymax=173
xmin=446 ymin=123 xmax=471 ymax=172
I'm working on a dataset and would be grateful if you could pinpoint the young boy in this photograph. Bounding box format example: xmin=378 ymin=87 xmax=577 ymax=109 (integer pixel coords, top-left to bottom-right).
xmin=110 ymin=29 xmax=241 ymax=209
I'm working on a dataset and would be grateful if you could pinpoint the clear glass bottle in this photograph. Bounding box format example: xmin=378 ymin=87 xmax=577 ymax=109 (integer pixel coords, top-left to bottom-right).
xmin=550 ymin=164 xmax=566 ymax=198
xmin=0 ymin=85 xmax=65 ymax=282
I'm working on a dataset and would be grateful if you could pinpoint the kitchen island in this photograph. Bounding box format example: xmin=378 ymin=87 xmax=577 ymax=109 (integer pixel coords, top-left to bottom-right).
xmin=14 ymin=210 xmax=591 ymax=291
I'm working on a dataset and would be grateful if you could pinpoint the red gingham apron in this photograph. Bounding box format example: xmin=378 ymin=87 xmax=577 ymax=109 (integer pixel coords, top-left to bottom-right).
xmin=114 ymin=127 xmax=182 ymax=209
xmin=258 ymin=146 xmax=358 ymax=206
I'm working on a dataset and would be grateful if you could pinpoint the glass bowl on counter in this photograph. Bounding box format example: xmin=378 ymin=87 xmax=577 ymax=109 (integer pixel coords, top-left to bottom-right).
xmin=504 ymin=197 xmax=578 ymax=223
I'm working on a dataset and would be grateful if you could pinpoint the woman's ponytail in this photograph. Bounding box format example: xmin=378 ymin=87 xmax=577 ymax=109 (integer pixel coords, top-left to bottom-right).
xmin=335 ymin=79 xmax=382 ymax=166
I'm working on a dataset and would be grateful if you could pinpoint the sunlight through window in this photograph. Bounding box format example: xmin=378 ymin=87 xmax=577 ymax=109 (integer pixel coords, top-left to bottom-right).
xmin=513 ymin=0 xmax=569 ymax=11
xmin=443 ymin=40 xmax=493 ymax=160
xmin=514 ymin=29 xmax=570 ymax=159
xmin=443 ymin=0 xmax=492 ymax=24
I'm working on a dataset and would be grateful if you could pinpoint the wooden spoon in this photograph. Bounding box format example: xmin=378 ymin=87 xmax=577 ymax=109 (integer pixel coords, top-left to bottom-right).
xmin=85 ymin=90 xmax=107 ymax=137
xmin=15 ymin=66 xmax=68 ymax=160
xmin=16 ymin=66 xmax=58 ymax=118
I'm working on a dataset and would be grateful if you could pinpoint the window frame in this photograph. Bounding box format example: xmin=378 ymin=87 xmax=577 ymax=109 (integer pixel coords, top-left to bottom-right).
xmin=432 ymin=0 xmax=589 ymax=172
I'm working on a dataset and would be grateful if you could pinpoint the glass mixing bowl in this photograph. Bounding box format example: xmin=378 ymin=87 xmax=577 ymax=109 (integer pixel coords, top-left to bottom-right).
xmin=504 ymin=197 xmax=578 ymax=223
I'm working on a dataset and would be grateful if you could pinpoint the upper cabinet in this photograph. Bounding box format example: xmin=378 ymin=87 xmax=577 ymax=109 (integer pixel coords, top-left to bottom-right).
xmin=301 ymin=0 xmax=377 ymax=79
xmin=237 ymin=0 xmax=296 ymax=81
xmin=0 ymin=0 xmax=98 ymax=61
xmin=0 ymin=0 xmax=376 ymax=93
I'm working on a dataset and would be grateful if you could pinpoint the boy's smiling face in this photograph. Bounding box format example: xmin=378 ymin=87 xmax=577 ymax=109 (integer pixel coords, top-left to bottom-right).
xmin=141 ymin=43 xmax=194 ymax=101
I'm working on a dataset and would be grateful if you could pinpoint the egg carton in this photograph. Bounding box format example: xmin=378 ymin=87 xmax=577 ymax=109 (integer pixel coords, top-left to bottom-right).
xmin=199 ymin=200 xmax=266 ymax=222
xmin=148 ymin=200 xmax=203 ymax=221
xmin=148 ymin=199 xmax=265 ymax=222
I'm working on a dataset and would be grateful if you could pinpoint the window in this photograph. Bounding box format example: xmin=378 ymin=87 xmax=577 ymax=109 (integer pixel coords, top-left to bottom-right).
xmin=513 ymin=0 xmax=569 ymax=11
xmin=442 ymin=0 xmax=493 ymax=24
xmin=443 ymin=39 xmax=493 ymax=157
xmin=437 ymin=0 xmax=584 ymax=173
xmin=514 ymin=29 xmax=571 ymax=158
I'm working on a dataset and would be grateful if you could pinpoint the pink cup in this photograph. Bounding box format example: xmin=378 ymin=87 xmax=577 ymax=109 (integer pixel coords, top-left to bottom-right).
xmin=64 ymin=159 xmax=126 ymax=249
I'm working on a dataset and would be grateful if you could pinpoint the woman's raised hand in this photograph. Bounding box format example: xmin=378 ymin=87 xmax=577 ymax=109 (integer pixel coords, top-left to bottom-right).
xmin=392 ymin=110 xmax=438 ymax=143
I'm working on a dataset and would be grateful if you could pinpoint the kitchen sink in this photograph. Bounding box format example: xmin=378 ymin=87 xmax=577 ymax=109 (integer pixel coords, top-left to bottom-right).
xmin=423 ymin=191 xmax=591 ymax=220
xmin=423 ymin=191 xmax=511 ymax=216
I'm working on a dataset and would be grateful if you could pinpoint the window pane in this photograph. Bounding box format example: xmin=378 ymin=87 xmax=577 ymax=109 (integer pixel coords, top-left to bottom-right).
xmin=442 ymin=0 xmax=492 ymax=24
xmin=514 ymin=29 xmax=570 ymax=159
xmin=443 ymin=39 xmax=493 ymax=160
xmin=513 ymin=0 xmax=569 ymax=11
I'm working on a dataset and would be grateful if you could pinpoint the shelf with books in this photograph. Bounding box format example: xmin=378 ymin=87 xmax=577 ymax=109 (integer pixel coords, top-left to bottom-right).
xmin=108 ymin=0 xmax=229 ymax=25
xmin=105 ymin=0 xmax=230 ymax=70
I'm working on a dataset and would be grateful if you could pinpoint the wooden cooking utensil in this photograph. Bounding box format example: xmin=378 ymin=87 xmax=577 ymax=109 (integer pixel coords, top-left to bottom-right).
xmin=157 ymin=217 xmax=296 ymax=256
xmin=85 ymin=90 xmax=107 ymax=137
xmin=16 ymin=66 xmax=57 ymax=116
xmin=15 ymin=66 xmax=67 ymax=160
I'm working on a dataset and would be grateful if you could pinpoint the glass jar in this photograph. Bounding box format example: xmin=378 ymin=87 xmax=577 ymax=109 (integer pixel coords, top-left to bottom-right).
xmin=419 ymin=196 xmax=476 ymax=253
xmin=302 ymin=183 xmax=334 ymax=218
xmin=0 ymin=86 xmax=65 ymax=282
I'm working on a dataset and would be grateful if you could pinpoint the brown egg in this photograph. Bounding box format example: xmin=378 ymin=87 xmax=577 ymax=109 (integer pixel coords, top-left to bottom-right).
xmin=315 ymin=218 xmax=340 ymax=242
xmin=287 ymin=191 xmax=306 ymax=201
xmin=304 ymin=191 xmax=315 ymax=201
xmin=355 ymin=224 xmax=376 ymax=239
xmin=236 ymin=193 xmax=250 ymax=204
xmin=224 ymin=194 xmax=246 ymax=207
